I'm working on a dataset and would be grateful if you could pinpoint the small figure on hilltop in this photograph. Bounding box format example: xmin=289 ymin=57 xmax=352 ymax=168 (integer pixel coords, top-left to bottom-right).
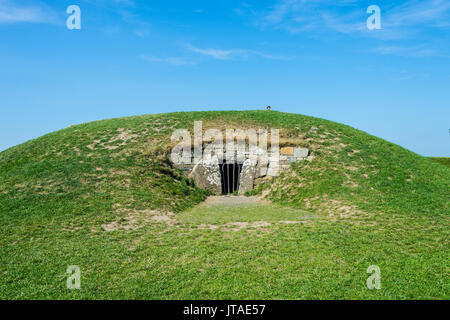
xmin=266 ymin=105 xmax=271 ymax=111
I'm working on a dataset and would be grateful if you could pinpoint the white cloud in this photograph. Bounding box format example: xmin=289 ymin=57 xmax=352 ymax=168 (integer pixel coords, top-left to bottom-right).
xmin=255 ymin=0 xmax=450 ymax=58
xmin=112 ymin=0 xmax=135 ymax=7
xmin=140 ymin=55 xmax=196 ymax=66
xmin=383 ymin=0 xmax=450 ymax=28
xmin=186 ymin=44 xmax=246 ymax=60
xmin=264 ymin=0 xmax=291 ymax=24
xmin=186 ymin=43 xmax=288 ymax=60
xmin=134 ymin=29 xmax=146 ymax=38
xmin=374 ymin=45 xmax=444 ymax=58
xmin=0 ymin=0 xmax=57 ymax=24
xmin=234 ymin=8 xmax=244 ymax=16
xmin=259 ymin=0 xmax=450 ymax=37
xmin=141 ymin=45 xmax=288 ymax=66
xmin=319 ymin=11 xmax=365 ymax=34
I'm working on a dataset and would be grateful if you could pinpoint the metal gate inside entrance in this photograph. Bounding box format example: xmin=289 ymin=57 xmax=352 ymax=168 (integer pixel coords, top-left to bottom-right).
xmin=219 ymin=162 xmax=243 ymax=194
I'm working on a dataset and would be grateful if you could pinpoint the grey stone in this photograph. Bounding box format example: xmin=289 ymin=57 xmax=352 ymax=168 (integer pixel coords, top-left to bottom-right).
xmin=251 ymin=146 xmax=267 ymax=156
xmin=238 ymin=159 xmax=257 ymax=195
xmin=267 ymin=161 xmax=280 ymax=176
xmin=255 ymin=162 xmax=268 ymax=177
xmin=294 ymin=148 xmax=309 ymax=158
xmin=189 ymin=157 xmax=222 ymax=195
xmin=255 ymin=155 xmax=269 ymax=178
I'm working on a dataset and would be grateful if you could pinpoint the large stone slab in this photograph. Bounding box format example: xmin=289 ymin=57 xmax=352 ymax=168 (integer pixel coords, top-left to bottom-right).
xmin=255 ymin=161 xmax=268 ymax=177
xmin=189 ymin=157 xmax=222 ymax=195
xmin=238 ymin=159 xmax=257 ymax=195
xmin=294 ymin=148 xmax=309 ymax=158
xmin=266 ymin=161 xmax=280 ymax=176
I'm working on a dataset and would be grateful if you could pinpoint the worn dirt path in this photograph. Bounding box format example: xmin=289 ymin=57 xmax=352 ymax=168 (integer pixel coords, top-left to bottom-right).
xmin=200 ymin=195 xmax=271 ymax=207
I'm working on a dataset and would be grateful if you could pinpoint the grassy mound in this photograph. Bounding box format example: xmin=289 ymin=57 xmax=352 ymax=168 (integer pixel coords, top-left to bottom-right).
xmin=430 ymin=157 xmax=450 ymax=168
xmin=0 ymin=111 xmax=448 ymax=299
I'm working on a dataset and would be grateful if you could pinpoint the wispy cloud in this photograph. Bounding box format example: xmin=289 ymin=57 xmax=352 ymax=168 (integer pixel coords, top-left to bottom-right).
xmin=259 ymin=0 xmax=450 ymax=37
xmin=134 ymin=29 xmax=146 ymax=38
xmin=141 ymin=44 xmax=288 ymax=66
xmin=140 ymin=55 xmax=196 ymax=66
xmin=112 ymin=0 xmax=135 ymax=7
xmin=186 ymin=43 xmax=288 ymax=60
xmin=186 ymin=44 xmax=246 ymax=60
xmin=233 ymin=2 xmax=256 ymax=17
xmin=0 ymin=0 xmax=58 ymax=24
xmin=255 ymin=0 xmax=450 ymax=58
xmin=383 ymin=0 xmax=450 ymax=28
xmin=109 ymin=1 xmax=151 ymax=38
xmin=374 ymin=45 xmax=448 ymax=58
xmin=264 ymin=0 xmax=297 ymax=25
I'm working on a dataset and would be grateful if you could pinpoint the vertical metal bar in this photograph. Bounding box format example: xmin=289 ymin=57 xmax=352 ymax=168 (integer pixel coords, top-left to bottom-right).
xmin=238 ymin=165 xmax=242 ymax=190
xmin=230 ymin=164 xmax=232 ymax=194
xmin=228 ymin=164 xmax=232 ymax=193
xmin=232 ymin=163 xmax=235 ymax=193
xmin=236 ymin=164 xmax=239 ymax=192
xmin=225 ymin=164 xmax=227 ymax=194
xmin=225 ymin=164 xmax=228 ymax=194
xmin=221 ymin=164 xmax=224 ymax=194
xmin=233 ymin=163 xmax=236 ymax=192
xmin=227 ymin=164 xmax=230 ymax=194
xmin=220 ymin=164 xmax=225 ymax=194
xmin=237 ymin=164 xmax=241 ymax=192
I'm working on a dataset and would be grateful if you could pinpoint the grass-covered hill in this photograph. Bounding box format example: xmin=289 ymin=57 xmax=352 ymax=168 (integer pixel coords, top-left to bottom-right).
xmin=0 ymin=111 xmax=449 ymax=299
xmin=430 ymin=157 xmax=450 ymax=168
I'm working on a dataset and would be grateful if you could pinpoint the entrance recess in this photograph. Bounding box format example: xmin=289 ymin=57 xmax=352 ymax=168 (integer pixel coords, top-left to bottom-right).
xmin=219 ymin=162 xmax=243 ymax=194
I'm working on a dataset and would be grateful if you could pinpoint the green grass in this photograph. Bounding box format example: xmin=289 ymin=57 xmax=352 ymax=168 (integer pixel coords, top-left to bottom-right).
xmin=430 ymin=157 xmax=450 ymax=168
xmin=178 ymin=202 xmax=317 ymax=225
xmin=0 ymin=111 xmax=448 ymax=299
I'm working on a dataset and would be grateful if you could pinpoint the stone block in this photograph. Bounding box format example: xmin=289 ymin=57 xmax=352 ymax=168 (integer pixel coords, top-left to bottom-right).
xmin=267 ymin=161 xmax=280 ymax=176
xmin=280 ymin=147 xmax=294 ymax=156
xmin=294 ymin=148 xmax=309 ymax=158
xmin=255 ymin=159 xmax=268 ymax=177
xmin=238 ymin=159 xmax=257 ymax=195
xmin=189 ymin=158 xmax=222 ymax=195
xmin=288 ymin=156 xmax=297 ymax=163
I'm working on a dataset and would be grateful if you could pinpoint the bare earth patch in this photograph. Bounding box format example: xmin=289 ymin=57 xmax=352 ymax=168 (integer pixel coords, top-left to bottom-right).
xmin=201 ymin=195 xmax=270 ymax=207
xmin=99 ymin=194 xmax=366 ymax=234
xmin=87 ymin=128 xmax=139 ymax=151
xmin=101 ymin=208 xmax=177 ymax=231
xmin=197 ymin=221 xmax=272 ymax=232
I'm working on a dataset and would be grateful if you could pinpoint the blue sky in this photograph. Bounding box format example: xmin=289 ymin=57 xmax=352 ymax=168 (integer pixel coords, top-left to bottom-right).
xmin=0 ymin=0 xmax=449 ymax=156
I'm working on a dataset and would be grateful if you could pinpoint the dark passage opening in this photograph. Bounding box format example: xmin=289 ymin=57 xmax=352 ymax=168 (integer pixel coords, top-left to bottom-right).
xmin=219 ymin=162 xmax=243 ymax=194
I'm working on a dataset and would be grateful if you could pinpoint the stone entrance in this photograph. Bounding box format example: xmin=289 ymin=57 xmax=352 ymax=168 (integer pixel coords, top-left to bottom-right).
xmin=175 ymin=147 xmax=310 ymax=195
xmin=219 ymin=162 xmax=243 ymax=194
